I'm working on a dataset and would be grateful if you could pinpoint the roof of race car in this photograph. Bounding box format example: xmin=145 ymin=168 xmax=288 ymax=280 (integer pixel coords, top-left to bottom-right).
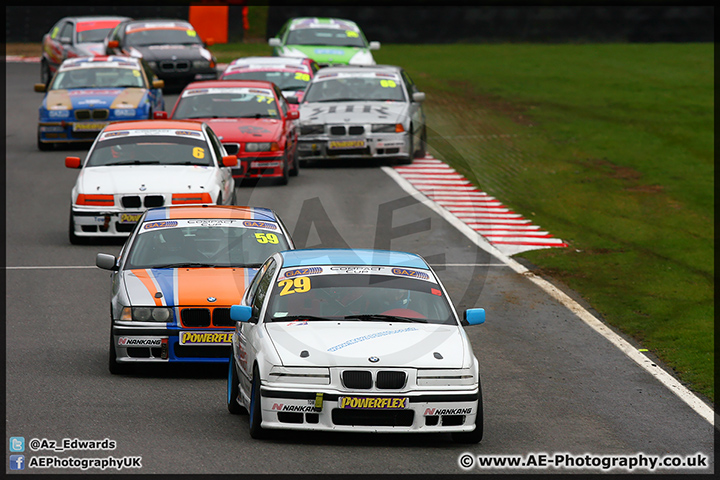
xmin=123 ymin=18 xmax=193 ymax=30
xmin=229 ymin=56 xmax=310 ymax=67
xmin=143 ymin=205 xmax=280 ymax=223
xmin=103 ymin=119 xmax=205 ymax=132
xmin=57 ymin=15 xmax=131 ymax=23
xmin=315 ymin=64 xmax=401 ymax=76
xmin=180 ymin=79 xmax=277 ymax=91
xmin=279 ymin=249 xmax=429 ymax=269
xmin=59 ymin=55 xmax=142 ymax=69
xmin=287 ymin=17 xmax=360 ymax=31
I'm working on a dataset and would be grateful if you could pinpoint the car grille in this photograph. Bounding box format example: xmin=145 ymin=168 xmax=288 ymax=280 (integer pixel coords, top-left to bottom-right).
xmin=121 ymin=195 xmax=165 ymax=209
xmin=341 ymin=370 xmax=407 ymax=390
xmin=75 ymin=109 xmax=109 ymax=120
xmin=180 ymin=308 xmax=234 ymax=328
xmin=159 ymin=60 xmax=190 ymax=72
xmin=329 ymin=125 xmax=364 ymax=136
xmin=173 ymin=345 xmax=230 ymax=358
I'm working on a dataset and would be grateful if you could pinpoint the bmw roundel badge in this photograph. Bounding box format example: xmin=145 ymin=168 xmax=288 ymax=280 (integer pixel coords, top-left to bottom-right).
xmin=207 ymin=297 xmax=217 ymax=303
xmin=368 ymin=356 xmax=379 ymax=363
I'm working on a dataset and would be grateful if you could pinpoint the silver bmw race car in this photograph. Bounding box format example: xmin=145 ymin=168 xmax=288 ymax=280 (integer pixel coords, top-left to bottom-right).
xmin=294 ymin=65 xmax=427 ymax=165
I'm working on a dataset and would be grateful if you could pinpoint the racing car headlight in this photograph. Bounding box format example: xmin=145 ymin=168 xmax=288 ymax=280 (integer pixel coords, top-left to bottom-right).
xmin=121 ymin=306 xmax=173 ymax=322
xmin=245 ymin=142 xmax=280 ymax=153
xmin=268 ymin=366 xmax=330 ymax=385
xmin=300 ymin=124 xmax=324 ymax=136
xmin=417 ymin=368 xmax=476 ymax=386
xmin=372 ymin=123 xmax=405 ymax=133
xmin=192 ymin=60 xmax=211 ymax=69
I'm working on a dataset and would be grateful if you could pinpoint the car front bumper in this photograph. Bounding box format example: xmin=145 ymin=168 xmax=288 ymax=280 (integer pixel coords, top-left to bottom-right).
xmin=297 ymin=131 xmax=411 ymax=161
xmin=111 ymin=324 xmax=233 ymax=363
xmin=256 ymin=384 xmax=480 ymax=433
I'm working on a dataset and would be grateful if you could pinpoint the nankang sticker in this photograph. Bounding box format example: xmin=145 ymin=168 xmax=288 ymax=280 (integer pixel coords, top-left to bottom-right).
xmin=143 ymin=221 xmax=178 ymax=230
xmin=271 ymin=403 xmax=317 ymax=412
xmin=242 ymin=220 xmax=278 ymax=230
xmin=182 ymin=87 xmax=273 ymax=97
xmin=118 ymin=337 xmax=163 ymax=347
xmin=391 ymin=268 xmax=430 ymax=280
xmin=99 ymin=129 xmax=201 ymax=141
xmin=423 ymin=407 xmax=473 ymax=416
xmin=174 ymin=130 xmax=202 ymax=137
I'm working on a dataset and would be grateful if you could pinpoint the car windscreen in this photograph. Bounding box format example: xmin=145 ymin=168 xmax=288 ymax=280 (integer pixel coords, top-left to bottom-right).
xmin=266 ymin=273 xmax=455 ymax=325
xmin=172 ymin=88 xmax=280 ymax=119
xmin=77 ymin=28 xmax=116 ymax=43
xmin=221 ymin=70 xmax=311 ymax=91
xmin=303 ymin=75 xmax=406 ymax=103
xmin=126 ymin=222 xmax=290 ymax=269
xmin=286 ymin=27 xmax=366 ymax=48
xmin=86 ymin=134 xmax=213 ymax=167
xmin=125 ymin=26 xmax=202 ymax=46
xmin=52 ymin=67 xmax=145 ymax=89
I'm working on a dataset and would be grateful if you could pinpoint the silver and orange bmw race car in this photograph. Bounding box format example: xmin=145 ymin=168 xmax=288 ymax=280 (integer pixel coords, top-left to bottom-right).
xmin=96 ymin=205 xmax=295 ymax=374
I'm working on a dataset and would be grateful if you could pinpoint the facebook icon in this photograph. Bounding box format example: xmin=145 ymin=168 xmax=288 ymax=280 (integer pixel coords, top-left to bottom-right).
xmin=10 ymin=454 xmax=25 ymax=470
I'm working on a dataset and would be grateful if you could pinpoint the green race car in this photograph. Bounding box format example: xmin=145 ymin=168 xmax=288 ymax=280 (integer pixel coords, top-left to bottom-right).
xmin=268 ymin=17 xmax=380 ymax=67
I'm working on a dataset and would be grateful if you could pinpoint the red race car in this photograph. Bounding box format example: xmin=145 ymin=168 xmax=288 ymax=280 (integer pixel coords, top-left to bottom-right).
xmin=219 ymin=56 xmax=319 ymax=111
xmin=170 ymin=80 xmax=300 ymax=185
xmin=40 ymin=15 xmax=131 ymax=87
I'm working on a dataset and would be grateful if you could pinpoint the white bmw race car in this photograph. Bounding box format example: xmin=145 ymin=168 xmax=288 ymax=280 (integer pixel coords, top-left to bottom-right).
xmin=65 ymin=119 xmax=237 ymax=243
xmin=227 ymin=248 xmax=486 ymax=443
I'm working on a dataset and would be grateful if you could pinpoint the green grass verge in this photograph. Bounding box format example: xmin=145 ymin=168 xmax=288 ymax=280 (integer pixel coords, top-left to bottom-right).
xmin=207 ymin=41 xmax=714 ymax=402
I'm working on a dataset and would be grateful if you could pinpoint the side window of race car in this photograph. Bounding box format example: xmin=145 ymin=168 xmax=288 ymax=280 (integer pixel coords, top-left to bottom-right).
xmin=401 ymin=70 xmax=416 ymax=99
xmin=60 ymin=22 xmax=74 ymax=42
xmin=204 ymin=127 xmax=226 ymax=161
xmin=251 ymin=259 xmax=277 ymax=318
xmin=274 ymin=85 xmax=288 ymax=116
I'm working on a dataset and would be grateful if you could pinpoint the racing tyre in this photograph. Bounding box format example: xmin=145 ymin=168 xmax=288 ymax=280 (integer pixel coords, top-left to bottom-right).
xmin=68 ymin=210 xmax=84 ymax=245
xmin=227 ymin=354 xmax=247 ymax=414
xmin=414 ymin=126 xmax=427 ymax=159
xmin=108 ymin=330 xmax=130 ymax=375
xmin=37 ymin=131 xmax=53 ymax=151
xmin=40 ymin=59 xmax=51 ymax=87
xmin=248 ymin=365 xmax=267 ymax=438
xmin=451 ymin=382 xmax=483 ymax=444
xmin=277 ymin=155 xmax=289 ymax=186
xmin=289 ymin=153 xmax=299 ymax=177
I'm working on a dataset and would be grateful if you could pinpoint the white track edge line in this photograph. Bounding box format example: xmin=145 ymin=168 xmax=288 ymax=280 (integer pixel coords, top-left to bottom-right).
xmin=382 ymin=165 xmax=715 ymax=427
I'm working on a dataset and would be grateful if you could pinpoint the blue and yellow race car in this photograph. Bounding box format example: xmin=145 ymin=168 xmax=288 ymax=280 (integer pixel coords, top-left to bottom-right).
xmin=34 ymin=55 xmax=165 ymax=150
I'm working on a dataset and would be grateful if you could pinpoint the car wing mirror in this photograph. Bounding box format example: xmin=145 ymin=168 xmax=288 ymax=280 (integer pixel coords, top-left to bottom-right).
xmin=34 ymin=83 xmax=47 ymax=93
xmin=464 ymin=308 xmax=485 ymax=326
xmin=108 ymin=40 xmax=119 ymax=49
xmin=286 ymin=110 xmax=300 ymax=120
xmin=65 ymin=156 xmax=82 ymax=168
xmin=412 ymin=92 xmax=426 ymax=103
xmin=230 ymin=305 xmax=253 ymax=323
xmin=153 ymin=111 xmax=168 ymax=119
xmin=268 ymin=38 xmax=281 ymax=47
xmin=285 ymin=95 xmax=299 ymax=105
xmin=96 ymin=253 xmax=118 ymax=271
xmin=152 ymin=79 xmax=165 ymax=89
xmin=222 ymin=155 xmax=238 ymax=167
xmin=369 ymin=41 xmax=381 ymax=50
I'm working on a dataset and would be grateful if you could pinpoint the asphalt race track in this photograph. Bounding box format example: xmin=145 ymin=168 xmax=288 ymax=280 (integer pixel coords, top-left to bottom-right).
xmin=4 ymin=61 xmax=715 ymax=475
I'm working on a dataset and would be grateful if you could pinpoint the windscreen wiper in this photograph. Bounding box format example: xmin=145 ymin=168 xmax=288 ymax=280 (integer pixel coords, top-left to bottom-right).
xmin=342 ymin=314 xmax=427 ymax=323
